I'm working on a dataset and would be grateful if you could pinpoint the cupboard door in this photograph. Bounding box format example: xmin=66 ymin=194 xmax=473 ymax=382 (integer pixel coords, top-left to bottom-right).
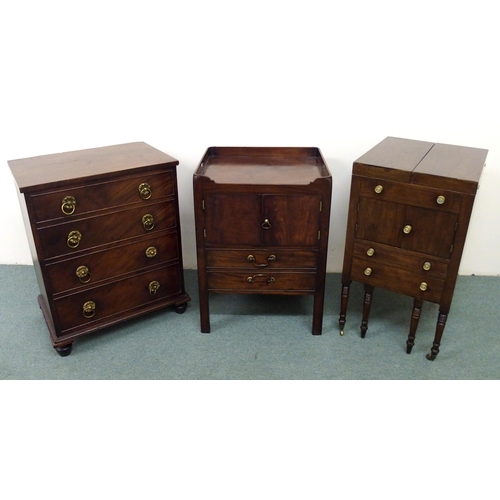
xmin=204 ymin=193 xmax=261 ymax=246
xmin=262 ymin=194 xmax=321 ymax=246
xmin=401 ymin=206 xmax=458 ymax=259
xmin=356 ymin=197 xmax=406 ymax=247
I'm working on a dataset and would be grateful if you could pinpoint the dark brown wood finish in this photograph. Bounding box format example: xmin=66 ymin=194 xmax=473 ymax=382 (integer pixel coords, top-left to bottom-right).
xmin=193 ymin=147 xmax=332 ymax=335
xmin=8 ymin=142 xmax=190 ymax=355
xmin=339 ymin=137 xmax=487 ymax=360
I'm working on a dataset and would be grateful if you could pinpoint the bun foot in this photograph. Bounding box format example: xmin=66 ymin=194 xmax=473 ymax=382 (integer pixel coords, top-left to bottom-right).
xmin=174 ymin=303 xmax=187 ymax=314
xmin=55 ymin=344 xmax=73 ymax=357
xmin=426 ymin=353 xmax=437 ymax=361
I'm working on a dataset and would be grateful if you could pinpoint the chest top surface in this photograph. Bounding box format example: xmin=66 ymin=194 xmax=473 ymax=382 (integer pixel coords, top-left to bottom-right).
xmin=8 ymin=142 xmax=178 ymax=193
xmin=353 ymin=137 xmax=488 ymax=193
xmin=194 ymin=146 xmax=331 ymax=185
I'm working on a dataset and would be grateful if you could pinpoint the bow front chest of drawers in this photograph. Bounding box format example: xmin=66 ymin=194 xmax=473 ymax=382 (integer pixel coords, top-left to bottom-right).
xmin=8 ymin=142 xmax=190 ymax=356
xmin=193 ymin=147 xmax=332 ymax=335
xmin=339 ymin=137 xmax=488 ymax=360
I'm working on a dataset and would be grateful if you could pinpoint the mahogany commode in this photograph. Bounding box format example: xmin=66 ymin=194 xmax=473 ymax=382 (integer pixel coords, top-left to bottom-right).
xmin=193 ymin=147 xmax=332 ymax=335
xmin=339 ymin=136 xmax=488 ymax=360
xmin=9 ymin=142 xmax=190 ymax=356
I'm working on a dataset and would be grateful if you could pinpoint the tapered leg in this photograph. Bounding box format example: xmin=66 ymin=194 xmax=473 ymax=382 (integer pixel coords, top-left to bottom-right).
xmin=360 ymin=284 xmax=374 ymax=338
xmin=426 ymin=311 xmax=448 ymax=360
xmin=406 ymin=299 xmax=423 ymax=354
xmin=339 ymin=283 xmax=350 ymax=336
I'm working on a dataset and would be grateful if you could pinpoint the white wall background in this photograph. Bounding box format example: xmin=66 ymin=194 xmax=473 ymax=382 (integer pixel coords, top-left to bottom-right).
xmin=1 ymin=0 xmax=499 ymax=274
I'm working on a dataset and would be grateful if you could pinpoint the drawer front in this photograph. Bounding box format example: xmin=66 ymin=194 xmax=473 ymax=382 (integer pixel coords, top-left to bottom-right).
xmin=206 ymin=249 xmax=317 ymax=269
xmin=38 ymin=200 xmax=176 ymax=260
xmin=207 ymin=271 xmax=316 ymax=292
xmin=353 ymin=240 xmax=448 ymax=278
xmin=352 ymin=257 xmax=444 ymax=303
xmin=46 ymin=231 xmax=179 ymax=294
xmin=359 ymin=177 xmax=463 ymax=213
xmin=53 ymin=264 xmax=182 ymax=334
xmin=30 ymin=170 xmax=175 ymax=223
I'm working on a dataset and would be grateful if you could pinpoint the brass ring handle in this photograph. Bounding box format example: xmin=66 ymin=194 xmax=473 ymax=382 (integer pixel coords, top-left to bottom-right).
xmin=262 ymin=219 xmax=272 ymax=230
xmin=403 ymin=225 xmax=412 ymax=234
xmin=146 ymin=246 xmax=157 ymax=258
xmin=76 ymin=265 xmax=91 ymax=283
xmin=142 ymin=214 xmax=155 ymax=231
xmin=374 ymin=185 xmax=384 ymax=194
xmin=67 ymin=230 xmax=82 ymax=248
xmin=436 ymin=195 xmax=445 ymax=205
xmin=139 ymin=182 xmax=152 ymax=200
xmin=423 ymin=261 xmax=432 ymax=271
xmin=420 ymin=282 xmax=428 ymax=291
xmin=366 ymin=248 xmax=375 ymax=257
xmin=82 ymin=300 xmax=96 ymax=318
xmin=246 ymin=274 xmax=276 ymax=284
xmin=149 ymin=280 xmax=160 ymax=295
xmin=61 ymin=196 xmax=76 ymax=215
xmin=364 ymin=267 xmax=372 ymax=276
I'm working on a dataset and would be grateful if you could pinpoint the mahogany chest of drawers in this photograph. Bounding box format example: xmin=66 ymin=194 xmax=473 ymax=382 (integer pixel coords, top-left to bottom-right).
xmin=193 ymin=147 xmax=332 ymax=335
xmin=8 ymin=142 xmax=190 ymax=356
xmin=339 ymin=136 xmax=488 ymax=360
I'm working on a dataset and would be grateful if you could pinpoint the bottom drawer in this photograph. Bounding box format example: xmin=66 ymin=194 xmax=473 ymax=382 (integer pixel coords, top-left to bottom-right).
xmin=207 ymin=271 xmax=316 ymax=293
xmin=53 ymin=264 xmax=182 ymax=334
xmin=352 ymin=257 xmax=444 ymax=303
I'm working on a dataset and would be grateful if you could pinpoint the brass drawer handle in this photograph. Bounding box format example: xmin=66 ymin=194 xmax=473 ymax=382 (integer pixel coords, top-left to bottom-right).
xmin=61 ymin=196 xmax=76 ymax=215
xmin=76 ymin=265 xmax=91 ymax=283
xmin=247 ymin=274 xmax=276 ymax=284
xmin=366 ymin=247 xmax=375 ymax=257
xmin=247 ymin=254 xmax=277 ymax=267
xmin=423 ymin=261 xmax=432 ymax=271
xmin=139 ymin=182 xmax=152 ymax=200
xmin=374 ymin=185 xmax=384 ymax=194
xmin=142 ymin=214 xmax=155 ymax=231
xmin=82 ymin=300 xmax=96 ymax=318
xmin=403 ymin=224 xmax=412 ymax=234
xmin=262 ymin=218 xmax=272 ymax=229
xmin=149 ymin=280 xmax=160 ymax=295
xmin=420 ymin=282 xmax=428 ymax=291
xmin=364 ymin=267 xmax=372 ymax=276
xmin=436 ymin=195 xmax=445 ymax=205
xmin=146 ymin=246 xmax=157 ymax=258
xmin=67 ymin=230 xmax=82 ymax=248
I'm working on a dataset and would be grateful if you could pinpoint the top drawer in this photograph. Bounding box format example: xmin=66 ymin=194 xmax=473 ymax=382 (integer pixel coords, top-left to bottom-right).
xmin=29 ymin=170 xmax=175 ymax=223
xmin=358 ymin=177 xmax=463 ymax=213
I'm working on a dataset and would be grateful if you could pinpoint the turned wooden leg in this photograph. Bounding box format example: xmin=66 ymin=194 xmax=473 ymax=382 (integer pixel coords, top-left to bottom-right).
xmin=426 ymin=311 xmax=448 ymax=361
xmin=360 ymin=284 xmax=374 ymax=338
xmin=406 ymin=299 xmax=423 ymax=354
xmin=339 ymin=283 xmax=350 ymax=336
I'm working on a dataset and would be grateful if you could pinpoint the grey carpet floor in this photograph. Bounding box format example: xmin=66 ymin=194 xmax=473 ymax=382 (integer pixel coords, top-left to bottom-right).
xmin=1 ymin=265 xmax=499 ymax=379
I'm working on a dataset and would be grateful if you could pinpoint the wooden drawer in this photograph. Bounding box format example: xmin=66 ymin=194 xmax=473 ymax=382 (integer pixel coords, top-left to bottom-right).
xmin=351 ymin=256 xmax=444 ymax=303
xmin=53 ymin=264 xmax=182 ymax=334
xmin=45 ymin=231 xmax=179 ymax=295
xmin=353 ymin=239 xmax=448 ymax=278
xmin=358 ymin=177 xmax=463 ymax=213
xmin=38 ymin=200 xmax=177 ymax=260
xmin=207 ymin=271 xmax=316 ymax=293
xmin=206 ymin=249 xmax=317 ymax=269
xmin=30 ymin=170 xmax=175 ymax=223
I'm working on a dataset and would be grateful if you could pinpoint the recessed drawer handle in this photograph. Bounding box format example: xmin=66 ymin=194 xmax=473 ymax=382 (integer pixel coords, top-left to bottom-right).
xmin=262 ymin=218 xmax=272 ymax=230
xmin=139 ymin=182 xmax=152 ymax=200
xmin=61 ymin=196 xmax=76 ymax=215
xmin=67 ymin=230 xmax=82 ymax=248
xmin=247 ymin=254 xmax=277 ymax=267
xmin=149 ymin=280 xmax=160 ymax=295
xmin=247 ymin=274 xmax=275 ymax=284
xmin=420 ymin=282 xmax=428 ymax=291
xmin=76 ymin=265 xmax=91 ymax=283
xmin=142 ymin=214 xmax=155 ymax=231
xmin=374 ymin=185 xmax=384 ymax=194
xmin=364 ymin=267 xmax=372 ymax=276
xmin=403 ymin=225 xmax=412 ymax=234
xmin=436 ymin=195 xmax=445 ymax=205
xmin=146 ymin=246 xmax=157 ymax=258
xmin=82 ymin=300 xmax=96 ymax=318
